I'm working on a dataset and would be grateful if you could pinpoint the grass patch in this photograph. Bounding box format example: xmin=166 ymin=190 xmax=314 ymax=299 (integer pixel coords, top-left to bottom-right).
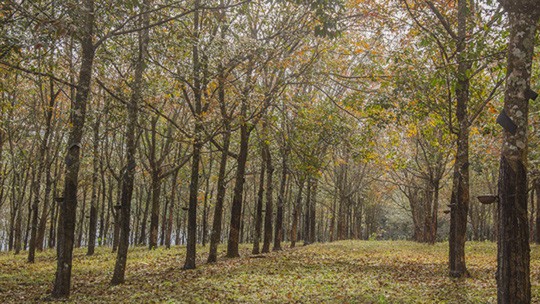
xmin=1 ymin=241 xmax=539 ymax=303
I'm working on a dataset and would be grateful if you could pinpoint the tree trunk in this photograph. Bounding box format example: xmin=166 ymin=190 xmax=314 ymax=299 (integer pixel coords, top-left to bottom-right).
xmin=240 ymin=189 xmax=247 ymax=243
xmin=207 ymin=6 xmax=230 ymax=263
xmin=273 ymin=149 xmax=287 ymax=251
xmin=48 ymin=200 xmax=57 ymax=249
xmin=184 ymin=0 xmax=202 ymax=270
xmin=291 ymin=179 xmax=304 ymax=248
xmin=112 ymin=184 xmax=121 ymax=252
xmin=429 ymin=179 xmax=440 ymax=244
xmin=329 ymin=190 xmax=336 ymax=242
xmin=14 ymin=181 xmax=22 ymax=254
xmin=28 ymin=79 xmax=56 ymax=262
xmin=448 ymin=0 xmax=471 ymax=278
xmin=110 ymin=0 xmax=148 ymax=284
xmin=160 ymin=198 xmax=168 ymax=247
xmin=165 ymin=169 xmax=179 ymax=249
xmin=252 ymin=158 xmax=265 ymax=254
xmin=262 ymin=139 xmax=274 ymax=253
xmin=76 ymin=187 xmax=87 ymax=248
xmin=529 ymin=186 xmax=535 ymax=242
xmin=36 ymin=160 xmax=53 ymax=251
xmin=52 ymin=0 xmax=95 ymax=297
xmin=149 ymin=170 xmax=162 ymax=249
xmin=202 ymin=153 xmax=213 ymax=247
xmin=309 ymin=178 xmax=317 ymax=243
xmin=184 ymin=134 xmax=201 ymax=268
xmin=226 ymin=115 xmax=250 ymax=258
xmin=207 ymin=130 xmax=230 ymax=262
xmin=304 ymin=177 xmax=312 ymax=245
xmin=138 ymin=189 xmax=150 ymax=245
xmin=98 ymin=168 xmax=107 ymax=246
xmin=495 ymin=3 xmax=539 ymax=302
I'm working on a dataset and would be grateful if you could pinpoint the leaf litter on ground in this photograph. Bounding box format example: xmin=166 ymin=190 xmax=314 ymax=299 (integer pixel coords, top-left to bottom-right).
xmin=1 ymin=240 xmax=539 ymax=303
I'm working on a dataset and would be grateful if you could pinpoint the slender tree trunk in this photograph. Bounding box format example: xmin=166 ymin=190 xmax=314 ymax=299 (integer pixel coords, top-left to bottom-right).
xmin=52 ymin=0 xmax=95 ymax=297
xmin=112 ymin=184 xmax=121 ymax=252
xmin=429 ymin=179 xmax=440 ymax=244
xmin=262 ymin=140 xmax=274 ymax=253
xmin=28 ymin=79 xmax=56 ymax=262
xmin=207 ymin=132 xmax=230 ymax=261
xmin=207 ymin=5 xmax=230 ymax=263
xmin=24 ymin=191 xmax=33 ymax=250
xmin=329 ymin=189 xmax=337 ymax=242
xmin=240 ymin=190 xmax=247 ymax=243
xmin=184 ymin=137 xmax=201 ymax=268
xmin=226 ymin=116 xmax=250 ymax=258
xmin=357 ymin=199 xmax=363 ymax=240
xmin=36 ymin=160 xmax=53 ymax=251
xmin=160 ymin=198 xmax=168 ymax=246
xmin=98 ymin=168 xmax=106 ymax=246
xmin=252 ymin=159 xmax=266 ymax=254
xmin=14 ymin=179 xmax=22 ymax=254
xmin=529 ymin=186 xmax=535 ymax=243
xmin=48 ymin=177 xmax=59 ymax=249
xmin=309 ymin=178 xmax=317 ymax=244
xmin=76 ymin=187 xmax=87 ymax=248
xmin=104 ymin=178 xmax=113 ymax=246
xmin=304 ymin=178 xmax=312 ymax=245
xmin=149 ymin=170 xmax=162 ymax=249
xmin=202 ymin=153 xmax=213 ymax=247
xmin=273 ymin=150 xmax=287 ymax=251
xmin=184 ymin=0 xmax=202 ymax=270
xmin=166 ymin=169 xmax=179 ymax=249
xmin=448 ymin=0 xmax=471 ymax=278
xmin=110 ymin=0 xmax=148 ymax=284
xmin=138 ymin=189 xmax=150 ymax=245
xmin=290 ymin=179 xmax=304 ymax=248
xmin=496 ymin=4 xmax=539 ymax=302
xmin=8 ymin=178 xmax=16 ymax=251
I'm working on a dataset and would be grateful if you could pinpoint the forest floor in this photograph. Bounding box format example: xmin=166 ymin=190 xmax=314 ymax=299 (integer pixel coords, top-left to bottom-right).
xmin=1 ymin=241 xmax=539 ymax=303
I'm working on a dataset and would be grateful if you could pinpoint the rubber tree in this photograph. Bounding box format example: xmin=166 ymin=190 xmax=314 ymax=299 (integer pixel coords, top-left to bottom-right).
xmin=448 ymin=0 xmax=472 ymax=278
xmin=184 ymin=0 xmax=202 ymax=270
xmin=110 ymin=0 xmax=149 ymax=285
xmin=52 ymin=0 xmax=95 ymax=297
xmin=496 ymin=1 xmax=540 ymax=302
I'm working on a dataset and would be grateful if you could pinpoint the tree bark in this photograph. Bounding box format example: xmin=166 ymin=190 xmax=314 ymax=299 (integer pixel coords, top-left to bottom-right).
xmin=207 ymin=7 xmax=230 ymax=262
xmin=495 ymin=3 xmax=539 ymax=302
xmin=76 ymin=187 xmax=87 ymax=248
xmin=111 ymin=184 xmax=121 ymax=252
xmin=110 ymin=0 xmax=148 ymax=284
xmin=252 ymin=157 xmax=266 ymax=254
xmin=184 ymin=0 xmax=202 ymax=270
xmin=36 ymin=157 xmax=54 ymax=251
xmin=226 ymin=108 xmax=250 ymax=258
xmin=429 ymin=179 xmax=440 ymax=244
xmin=138 ymin=188 xmax=150 ymax=245
xmin=262 ymin=137 xmax=274 ymax=253
xmin=309 ymin=178 xmax=317 ymax=244
xmin=273 ymin=149 xmax=287 ymax=251
xmin=207 ymin=129 xmax=230 ymax=262
xmin=290 ymin=178 xmax=304 ymax=248
xmin=304 ymin=177 xmax=312 ymax=245
xmin=448 ymin=0 xmax=471 ymax=278
xmin=52 ymin=0 xmax=95 ymax=297
xmin=149 ymin=169 xmax=162 ymax=249
xmin=202 ymin=153 xmax=213 ymax=247
xmin=165 ymin=168 xmax=179 ymax=249
xmin=28 ymin=79 xmax=56 ymax=262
